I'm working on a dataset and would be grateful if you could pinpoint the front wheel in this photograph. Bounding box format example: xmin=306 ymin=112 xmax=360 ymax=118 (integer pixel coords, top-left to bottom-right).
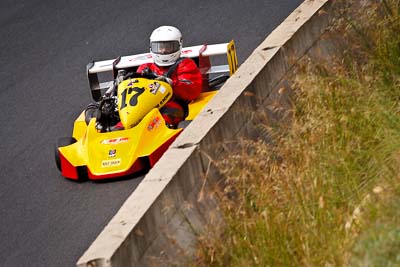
xmin=54 ymin=137 xmax=77 ymax=172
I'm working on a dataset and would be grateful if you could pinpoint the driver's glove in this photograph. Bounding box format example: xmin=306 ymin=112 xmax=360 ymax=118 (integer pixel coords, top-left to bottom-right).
xmin=155 ymin=76 xmax=173 ymax=85
xmin=141 ymin=67 xmax=152 ymax=75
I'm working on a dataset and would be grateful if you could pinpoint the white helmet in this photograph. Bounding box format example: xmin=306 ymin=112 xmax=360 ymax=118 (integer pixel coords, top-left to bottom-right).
xmin=150 ymin=26 xmax=182 ymax=66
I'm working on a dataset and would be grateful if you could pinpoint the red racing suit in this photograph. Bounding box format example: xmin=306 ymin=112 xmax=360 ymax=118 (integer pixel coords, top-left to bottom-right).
xmin=137 ymin=58 xmax=202 ymax=126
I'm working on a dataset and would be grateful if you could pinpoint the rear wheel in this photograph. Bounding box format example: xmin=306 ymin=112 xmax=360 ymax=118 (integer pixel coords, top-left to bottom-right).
xmin=177 ymin=120 xmax=192 ymax=129
xmin=208 ymin=74 xmax=229 ymax=89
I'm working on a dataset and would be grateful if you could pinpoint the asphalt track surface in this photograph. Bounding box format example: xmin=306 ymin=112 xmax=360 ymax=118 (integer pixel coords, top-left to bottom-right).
xmin=0 ymin=0 xmax=302 ymax=266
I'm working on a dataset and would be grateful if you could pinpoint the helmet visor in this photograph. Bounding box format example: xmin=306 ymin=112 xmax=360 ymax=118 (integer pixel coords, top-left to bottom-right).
xmin=151 ymin=41 xmax=180 ymax=55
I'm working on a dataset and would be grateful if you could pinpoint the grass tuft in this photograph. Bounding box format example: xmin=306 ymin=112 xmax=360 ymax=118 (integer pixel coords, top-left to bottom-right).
xmin=195 ymin=1 xmax=400 ymax=266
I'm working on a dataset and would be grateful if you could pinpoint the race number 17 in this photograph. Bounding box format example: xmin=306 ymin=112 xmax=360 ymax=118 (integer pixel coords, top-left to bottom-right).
xmin=120 ymin=87 xmax=145 ymax=110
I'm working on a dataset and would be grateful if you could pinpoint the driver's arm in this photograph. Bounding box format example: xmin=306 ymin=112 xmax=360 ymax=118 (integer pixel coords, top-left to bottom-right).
xmin=171 ymin=58 xmax=202 ymax=101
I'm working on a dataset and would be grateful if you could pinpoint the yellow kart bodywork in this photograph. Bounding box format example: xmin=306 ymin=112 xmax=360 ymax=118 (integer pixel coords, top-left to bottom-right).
xmin=58 ymin=91 xmax=215 ymax=180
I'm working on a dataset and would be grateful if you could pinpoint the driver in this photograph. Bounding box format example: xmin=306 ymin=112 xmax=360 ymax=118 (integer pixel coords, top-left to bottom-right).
xmin=137 ymin=26 xmax=202 ymax=128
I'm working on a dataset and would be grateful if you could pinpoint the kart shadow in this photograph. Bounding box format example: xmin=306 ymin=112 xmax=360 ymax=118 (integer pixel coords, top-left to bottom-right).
xmin=90 ymin=169 xmax=149 ymax=184
xmin=62 ymin=169 xmax=149 ymax=184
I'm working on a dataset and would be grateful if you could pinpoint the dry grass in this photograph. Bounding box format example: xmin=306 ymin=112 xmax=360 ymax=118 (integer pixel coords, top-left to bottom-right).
xmin=195 ymin=1 xmax=400 ymax=266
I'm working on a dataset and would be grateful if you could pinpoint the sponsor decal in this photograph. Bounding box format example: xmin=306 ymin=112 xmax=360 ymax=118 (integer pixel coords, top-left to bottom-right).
xmin=159 ymin=86 xmax=166 ymax=94
xmin=181 ymin=49 xmax=192 ymax=55
xmin=155 ymin=91 xmax=171 ymax=109
xmin=101 ymin=158 xmax=121 ymax=168
xmin=147 ymin=117 xmax=161 ymax=131
xmin=129 ymin=54 xmax=153 ymax=61
xmin=180 ymin=79 xmax=193 ymax=85
xmin=101 ymin=137 xmax=129 ymax=145
xmin=127 ymin=79 xmax=139 ymax=86
xmin=108 ymin=149 xmax=117 ymax=158
xmin=149 ymin=82 xmax=161 ymax=94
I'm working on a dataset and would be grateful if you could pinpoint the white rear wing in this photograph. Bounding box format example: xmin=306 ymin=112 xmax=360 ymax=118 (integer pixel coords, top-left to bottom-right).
xmin=87 ymin=41 xmax=238 ymax=101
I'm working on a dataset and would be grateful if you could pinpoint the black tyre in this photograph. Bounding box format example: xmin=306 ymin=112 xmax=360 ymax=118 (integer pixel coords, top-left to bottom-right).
xmin=84 ymin=103 xmax=99 ymax=125
xmin=177 ymin=120 xmax=192 ymax=129
xmin=54 ymin=137 xmax=77 ymax=172
xmin=208 ymin=74 xmax=229 ymax=89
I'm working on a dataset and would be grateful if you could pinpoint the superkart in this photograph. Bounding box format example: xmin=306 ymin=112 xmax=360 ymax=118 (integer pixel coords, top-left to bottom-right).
xmin=55 ymin=41 xmax=238 ymax=181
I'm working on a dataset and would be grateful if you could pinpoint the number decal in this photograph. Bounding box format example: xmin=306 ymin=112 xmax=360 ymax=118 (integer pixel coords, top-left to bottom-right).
xmin=227 ymin=40 xmax=238 ymax=76
xmin=120 ymin=88 xmax=128 ymax=109
xmin=120 ymin=87 xmax=145 ymax=110
xmin=129 ymin=87 xmax=145 ymax=106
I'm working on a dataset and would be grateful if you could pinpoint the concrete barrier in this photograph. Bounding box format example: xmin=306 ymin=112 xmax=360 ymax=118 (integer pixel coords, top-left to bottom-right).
xmin=77 ymin=0 xmax=342 ymax=266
